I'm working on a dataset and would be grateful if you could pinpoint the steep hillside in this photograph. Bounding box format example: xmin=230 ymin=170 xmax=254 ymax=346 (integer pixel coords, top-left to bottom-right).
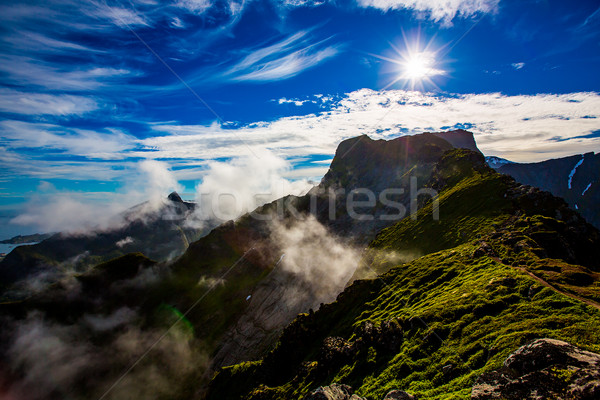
xmin=494 ymin=152 xmax=600 ymax=229
xmin=206 ymin=149 xmax=600 ymax=400
xmin=172 ymin=131 xmax=479 ymax=369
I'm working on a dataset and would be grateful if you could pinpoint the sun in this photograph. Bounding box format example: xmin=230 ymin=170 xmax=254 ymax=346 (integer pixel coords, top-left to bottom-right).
xmin=373 ymin=31 xmax=447 ymax=91
xmin=402 ymin=52 xmax=438 ymax=80
xmin=397 ymin=48 xmax=445 ymax=90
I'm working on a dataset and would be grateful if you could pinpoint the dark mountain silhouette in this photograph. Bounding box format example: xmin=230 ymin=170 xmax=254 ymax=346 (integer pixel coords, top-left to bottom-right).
xmin=492 ymin=152 xmax=600 ymax=228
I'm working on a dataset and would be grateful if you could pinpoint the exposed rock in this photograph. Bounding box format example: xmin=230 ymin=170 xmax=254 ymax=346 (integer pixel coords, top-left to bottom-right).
xmin=167 ymin=191 xmax=184 ymax=203
xmin=473 ymin=241 xmax=497 ymax=258
xmin=431 ymin=129 xmax=481 ymax=153
xmin=442 ymin=364 xmax=454 ymax=376
xmin=472 ymin=338 xmax=600 ymax=399
xmin=383 ymin=390 xmax=417 ymax=400
xmin=304 ymin=384 xmax=365 ymax=400
xmin=354 ymin=319 xmax=403 ymax=352
xmin=527 ymin=284 xmax=542 ymax=300
xmin=319 ymin=337 xmax=354 ymax=364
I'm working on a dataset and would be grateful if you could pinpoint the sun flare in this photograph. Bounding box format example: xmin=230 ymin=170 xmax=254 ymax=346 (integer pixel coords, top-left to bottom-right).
xmin=376 ymin=32 xmax=447 ymax=90
xmin=402 ymin=52 xmax=437 ymax=80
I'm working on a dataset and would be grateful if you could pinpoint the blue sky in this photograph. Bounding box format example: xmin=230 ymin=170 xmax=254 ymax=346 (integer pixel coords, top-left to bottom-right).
xmin=1 ymin=0 xmax=600 ymax=237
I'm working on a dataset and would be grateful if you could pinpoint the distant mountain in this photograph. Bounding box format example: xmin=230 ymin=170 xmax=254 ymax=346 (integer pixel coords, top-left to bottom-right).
xmin=485 ymin=155 xmax=514 ymax=169
xmin=493 ymin=152 xmax=600 ymax=229
xmin=0 ymin=192 xmax=205 ymax=288
xmin=0 ymin=233 xmax=55 ymax=245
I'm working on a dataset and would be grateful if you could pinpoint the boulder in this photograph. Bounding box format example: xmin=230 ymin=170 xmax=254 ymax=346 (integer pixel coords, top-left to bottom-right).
xmin=472 ymin=338 xmax=600 ymax=399
xmin=383 ymin=389 xmax=417 ymax=399
xmin=304 ymin=384 xmax=365 ymax=400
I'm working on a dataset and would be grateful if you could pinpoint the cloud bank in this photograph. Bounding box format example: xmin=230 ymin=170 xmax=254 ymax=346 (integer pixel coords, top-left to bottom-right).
xmin=140 ymin=90 xmax=600 ymax=165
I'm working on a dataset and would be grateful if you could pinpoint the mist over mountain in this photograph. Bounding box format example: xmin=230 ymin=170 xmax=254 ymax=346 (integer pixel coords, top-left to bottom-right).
xmin=0 ymin=192 xmax=206 ymax=291
xmin=2 ymin=0 xmax=599 ymax=397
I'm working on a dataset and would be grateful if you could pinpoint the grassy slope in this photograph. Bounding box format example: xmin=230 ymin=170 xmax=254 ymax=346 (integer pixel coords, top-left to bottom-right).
xmin=206 ymin=150 xmax=600 ymax=400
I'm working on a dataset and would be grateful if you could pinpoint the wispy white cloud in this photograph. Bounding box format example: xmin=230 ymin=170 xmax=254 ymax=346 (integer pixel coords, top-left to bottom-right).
xmin=512 ymin=62 xmax=525 ymax=70
xmin=88 ymin=3 xmax=149 ymax=28
xmin=279 ymin=0 xmax=328 ymax=7
xmin=176 ymin=0 xmax=214 ymax=14
xmin=1 ymin=31 xmax=102 ymax=54
xmin=277 ymin=97 xmax=315 ymax=106
xmin=357 ymin=0 xmax=499 ymax=25
xmin=0 ymin=120 xmax=136 ymax=159
xmin=10 ymin=161 xmax=180 ymax=233
xmin=0 ymin=89 xmax=98 ymax=116
xmin=0 ymin=55 xmax=134 ymax=91
xmin=193 ymin=149 xmax=313 ymax=221
xmin=222 ymin=31 xmax=343 ymax=82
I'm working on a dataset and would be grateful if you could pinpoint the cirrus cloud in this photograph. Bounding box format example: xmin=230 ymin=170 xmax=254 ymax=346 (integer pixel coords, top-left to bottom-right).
xmin=357 ymin=0 xmax=500 ymax=25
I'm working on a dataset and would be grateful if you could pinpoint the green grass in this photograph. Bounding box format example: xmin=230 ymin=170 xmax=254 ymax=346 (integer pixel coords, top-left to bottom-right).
xmin=208 ymin=241 xmax=600 ymax=399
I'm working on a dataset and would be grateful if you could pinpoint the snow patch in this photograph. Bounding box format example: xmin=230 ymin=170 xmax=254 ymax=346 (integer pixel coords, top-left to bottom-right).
xmin=582 ymin=182 xmax=592 ymax=196
xmin=568 ymin=156 xmax=584 ymax=189
xmin=485 ymin=156 xmax=514 ymax=169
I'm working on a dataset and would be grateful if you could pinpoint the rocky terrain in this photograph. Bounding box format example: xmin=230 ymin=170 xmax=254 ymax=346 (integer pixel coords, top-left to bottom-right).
xmin=472 ymin=338 xmax=600 ymax=399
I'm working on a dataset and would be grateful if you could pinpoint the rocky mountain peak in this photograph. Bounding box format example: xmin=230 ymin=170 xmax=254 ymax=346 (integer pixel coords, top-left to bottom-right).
xmin=429 ymin=129 xmax=481 ymax=153
xmin=167 ymin=191 xmax=184 ymax=203
xmin=319 ymin=130 xmax=480 ymax=191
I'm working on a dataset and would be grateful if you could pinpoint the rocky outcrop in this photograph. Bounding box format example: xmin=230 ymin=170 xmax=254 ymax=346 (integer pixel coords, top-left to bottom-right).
xmin=304 ymin=384 xmax=416 ymax=400
xmin=305 ymin=384 xmax=365 ymax=400
xmin=431 ymin=129 xmax=481 ymax=153
xmin=211 ymin=265 xmax=346 ymax=368
xmin=472 ymin=338 xmax=600 ymax=399
xmin=383 ymin=391 xmax=417 ymax=400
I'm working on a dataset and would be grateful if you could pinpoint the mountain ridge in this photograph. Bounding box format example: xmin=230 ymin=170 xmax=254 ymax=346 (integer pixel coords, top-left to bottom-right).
xmin=206 ymin=148 xmax=600 ymax=400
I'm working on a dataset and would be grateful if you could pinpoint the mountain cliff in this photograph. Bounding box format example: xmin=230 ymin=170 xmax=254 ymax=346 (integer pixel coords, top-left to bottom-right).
xmin=174 ymin=130 xmax=482 ymax=370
